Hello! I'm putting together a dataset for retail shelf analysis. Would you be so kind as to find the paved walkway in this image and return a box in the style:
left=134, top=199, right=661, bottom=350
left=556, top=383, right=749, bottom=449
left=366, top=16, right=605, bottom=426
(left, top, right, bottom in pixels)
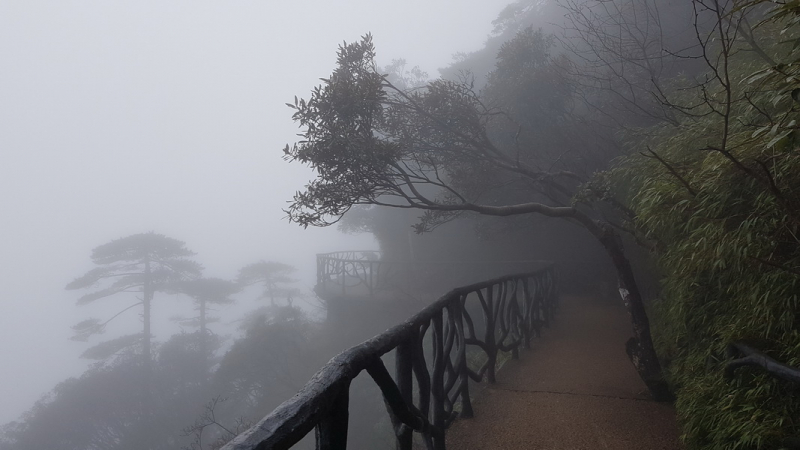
left=446, top=295, right=683, bottom=449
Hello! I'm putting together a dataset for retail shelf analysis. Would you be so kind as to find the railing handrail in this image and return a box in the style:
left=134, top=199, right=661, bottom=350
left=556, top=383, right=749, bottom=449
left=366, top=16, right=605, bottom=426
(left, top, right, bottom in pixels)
left=317, top=250, right=381, bottom=260
left=222, top=265, right=556, bottom=450
left=316, top=250, right=554, bottom=298
left=725, top=342, right=800, bottom=384
left=317, top=250, right=382, bottom=255
left=317, top=251, right=555, bottom=265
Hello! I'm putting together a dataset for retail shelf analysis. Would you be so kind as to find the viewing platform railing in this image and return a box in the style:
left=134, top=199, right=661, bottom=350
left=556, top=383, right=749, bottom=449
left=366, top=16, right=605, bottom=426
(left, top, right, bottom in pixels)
left=221, top=264, right=556, bottom=450
left=316, top=251, right=382, bottom=296
left=315, top=250, right=554, bottom=299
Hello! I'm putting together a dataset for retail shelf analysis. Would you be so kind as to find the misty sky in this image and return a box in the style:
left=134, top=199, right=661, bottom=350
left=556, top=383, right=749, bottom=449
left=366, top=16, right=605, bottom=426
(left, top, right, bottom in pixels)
left=0, top=1, right=510, bottom=425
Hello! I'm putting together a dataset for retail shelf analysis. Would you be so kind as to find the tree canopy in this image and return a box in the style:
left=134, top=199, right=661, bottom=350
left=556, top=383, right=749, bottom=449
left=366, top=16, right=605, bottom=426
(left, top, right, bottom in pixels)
left=66, top=232, right=202, bottom=377
left=283, top=30, right=672, bottom=399
left=237, top=261, right=299, bottom=305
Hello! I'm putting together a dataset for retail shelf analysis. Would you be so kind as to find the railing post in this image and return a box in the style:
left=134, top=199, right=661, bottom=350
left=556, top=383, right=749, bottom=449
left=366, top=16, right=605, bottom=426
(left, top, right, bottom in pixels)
left=431, top=310, right=446, bottom=450
left=395, top=341, right=414, bottom=450
left=522, top=278, right=533, bottom=346
left=543, top=266, right=555, bottom=325
left=533, top=281, right=544, bottom=331
left=315, top=381, right=351, bottom=450
left=340, top=260, right=346, bottom=296
left=368, top=260, right=374, bottom=296
left=317, top=254, right=322, bottom=287
left=454, top=296, right=473, bottom=418
left=509, top=281, right=520, bottom=361
left=484, top=286, right=497, bottom=384
left=543, top=276, right=552, bottom=326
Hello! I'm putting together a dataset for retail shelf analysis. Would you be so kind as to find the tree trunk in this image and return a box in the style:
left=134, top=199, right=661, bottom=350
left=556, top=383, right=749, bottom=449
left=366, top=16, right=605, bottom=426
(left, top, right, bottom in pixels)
left=142, top=257, right=153, bottom=420
left=592, top=223, right=673, bottom=401
left=143, top=257, right=152, bottom=376
left=200, top=298, right=208, bottom=374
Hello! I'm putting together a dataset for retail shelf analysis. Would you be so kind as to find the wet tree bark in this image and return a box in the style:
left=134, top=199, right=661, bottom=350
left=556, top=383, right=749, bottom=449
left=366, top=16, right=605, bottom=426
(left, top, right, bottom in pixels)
left=590, top=223, right=673, bottom=401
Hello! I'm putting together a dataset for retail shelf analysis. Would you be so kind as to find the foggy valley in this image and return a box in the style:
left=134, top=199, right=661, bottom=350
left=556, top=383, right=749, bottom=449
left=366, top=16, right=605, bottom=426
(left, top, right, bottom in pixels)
left=3, top=1, right=800, bottom=449
left=0, top=0, right=506, bottom=427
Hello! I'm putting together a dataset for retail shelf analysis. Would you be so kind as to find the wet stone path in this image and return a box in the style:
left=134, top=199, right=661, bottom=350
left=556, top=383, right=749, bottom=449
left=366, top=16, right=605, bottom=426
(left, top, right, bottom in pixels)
left=445, top=295, right=683, bottom=450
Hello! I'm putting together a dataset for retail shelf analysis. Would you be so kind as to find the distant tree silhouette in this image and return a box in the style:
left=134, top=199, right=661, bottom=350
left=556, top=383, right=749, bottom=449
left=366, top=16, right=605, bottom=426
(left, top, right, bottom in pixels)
left=167, top=277, right=238, bottom=370
left=66, top=232, right=202, bottom=413
left=236, top=261, right=299, bottom=306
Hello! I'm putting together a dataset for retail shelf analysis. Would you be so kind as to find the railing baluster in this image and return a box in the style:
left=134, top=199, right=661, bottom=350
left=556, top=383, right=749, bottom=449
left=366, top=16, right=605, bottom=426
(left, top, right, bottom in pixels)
left=510, top=281, right=520, bottom=360
left=339, top=260, right=346, bottom=296
left=522, top=278, right=534, bottom=343
left=431, top=311, right=446, bottom=450
left=315, top=381, right=351, bottom=450
left=484, top=286, right=497, bottom=383
left=461, top=295, right=478, bottom=342
left=413, top=323, right=436, bottom=450
left=533, top=279, right=543, bottom=330
left=368, top=260, right=374, bottom=295
left=395, top=341, right=414, bottom=450
left=497, top=281, right=509, bottom=350
left=442, top=307, right=459, bottom=424
left=413, top=323, right=432, bottom=439
left=493, top=282, right=505, bottom=333
left=453, top=295, right=473, bottom=418
left=541, top=276, right=551, bottom=326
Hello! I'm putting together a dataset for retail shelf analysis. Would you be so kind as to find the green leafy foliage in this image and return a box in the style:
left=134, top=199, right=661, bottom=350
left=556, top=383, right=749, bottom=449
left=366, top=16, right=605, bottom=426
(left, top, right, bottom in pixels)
left=610, top=2, right=800, bottom=447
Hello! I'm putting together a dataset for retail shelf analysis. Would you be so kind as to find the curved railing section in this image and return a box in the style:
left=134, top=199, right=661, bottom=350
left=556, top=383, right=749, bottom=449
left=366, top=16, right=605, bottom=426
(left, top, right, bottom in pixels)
left=222, top=265, right=556, bottom=450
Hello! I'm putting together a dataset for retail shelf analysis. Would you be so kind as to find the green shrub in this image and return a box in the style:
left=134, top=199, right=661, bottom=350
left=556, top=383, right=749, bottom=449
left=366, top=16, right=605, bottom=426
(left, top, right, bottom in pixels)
left=611, top=4, right=800, bottom=447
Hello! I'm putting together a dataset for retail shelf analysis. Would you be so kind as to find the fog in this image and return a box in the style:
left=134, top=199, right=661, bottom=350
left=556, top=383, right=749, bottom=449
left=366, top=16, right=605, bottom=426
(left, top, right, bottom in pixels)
left=0, top=0, right=509, bottom=425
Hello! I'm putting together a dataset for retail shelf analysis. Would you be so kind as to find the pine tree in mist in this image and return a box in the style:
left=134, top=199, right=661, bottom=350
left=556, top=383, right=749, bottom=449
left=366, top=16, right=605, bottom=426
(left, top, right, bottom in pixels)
left=66, top=232, right=202, bottom=417
left=167, top=277, right=239, bottom=372
left=236, top=261, right=299, bottom=306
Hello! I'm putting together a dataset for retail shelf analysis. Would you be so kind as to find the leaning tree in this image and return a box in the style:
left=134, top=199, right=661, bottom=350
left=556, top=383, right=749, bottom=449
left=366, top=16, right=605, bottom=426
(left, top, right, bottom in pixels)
left=282, top=34, right=672, bottom=400
left=66, top=232, right=202, bottom=380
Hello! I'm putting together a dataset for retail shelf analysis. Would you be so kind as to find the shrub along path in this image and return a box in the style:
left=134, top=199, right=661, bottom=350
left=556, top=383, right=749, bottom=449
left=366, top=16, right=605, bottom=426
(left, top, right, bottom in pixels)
left=446, top=294, right=683, bottom=449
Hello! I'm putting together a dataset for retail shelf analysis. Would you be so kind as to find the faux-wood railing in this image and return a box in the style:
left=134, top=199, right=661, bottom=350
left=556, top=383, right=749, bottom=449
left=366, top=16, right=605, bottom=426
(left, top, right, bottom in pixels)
left=316, top=251, right=382, bottom=296
left=221, top=265, right=556, bottom=450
